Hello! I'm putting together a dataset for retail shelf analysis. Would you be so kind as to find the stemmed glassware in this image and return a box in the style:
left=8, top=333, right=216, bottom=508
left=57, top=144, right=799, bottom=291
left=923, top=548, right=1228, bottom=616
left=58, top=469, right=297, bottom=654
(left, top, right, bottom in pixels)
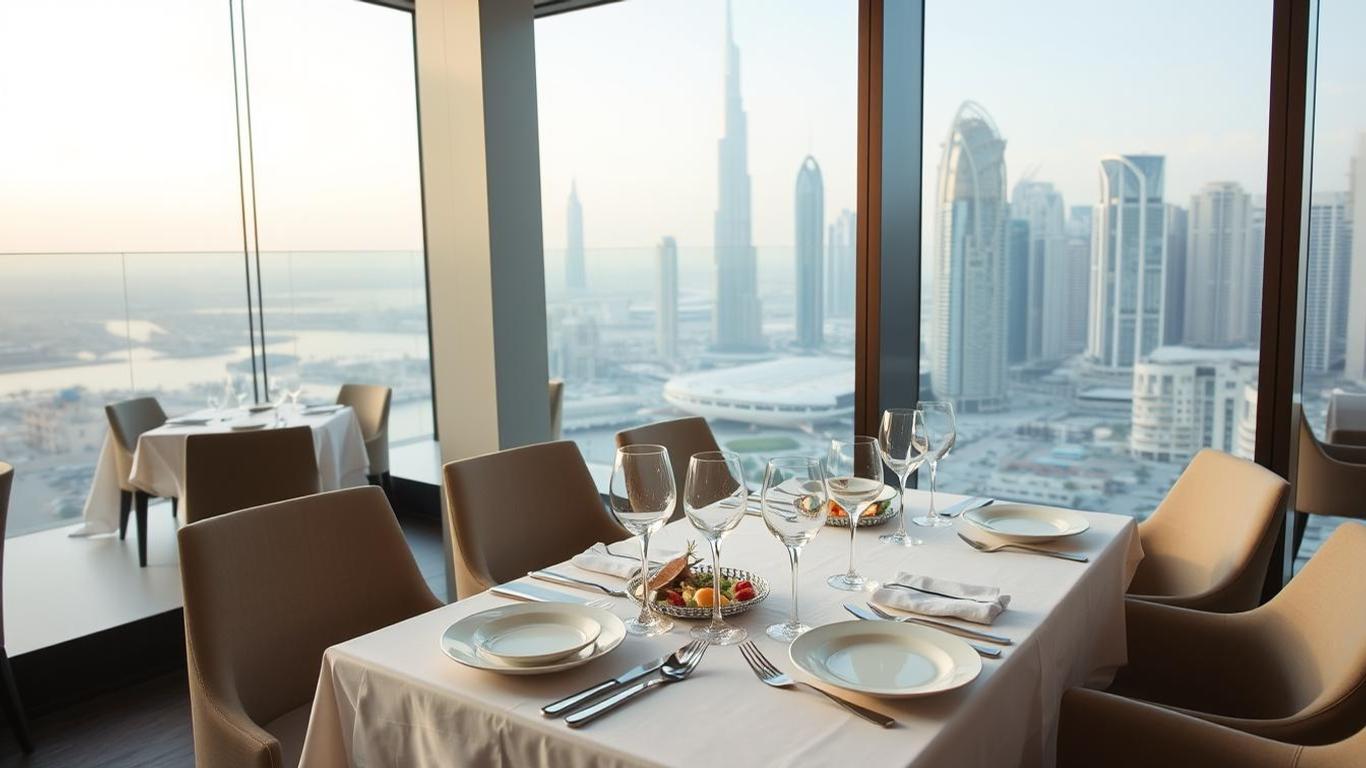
left=760, top=457, right=828, bottom=641
left=683, top=450, right=749, bottom=645
left=607, top=444, right=676, bottom=637
left=878, top=408, right=929, bottom=546
left=912, top=400, right=958, bottom=527
left=825, top=436, right=883, bottom=591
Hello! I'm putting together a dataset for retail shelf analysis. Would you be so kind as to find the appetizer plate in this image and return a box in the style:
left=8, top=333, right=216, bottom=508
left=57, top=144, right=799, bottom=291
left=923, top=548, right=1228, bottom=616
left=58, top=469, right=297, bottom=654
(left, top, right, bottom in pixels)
left=826, top=485, right=898, bottom=528
left=471, top=606, right=602, bottom=665
left=789, top=620, right=981, bottom=699
left=963, top=503, right=1089, bottom=543
left=442, top=604, right=624, bottom=675
left=626, top=566, right=769, bottom=620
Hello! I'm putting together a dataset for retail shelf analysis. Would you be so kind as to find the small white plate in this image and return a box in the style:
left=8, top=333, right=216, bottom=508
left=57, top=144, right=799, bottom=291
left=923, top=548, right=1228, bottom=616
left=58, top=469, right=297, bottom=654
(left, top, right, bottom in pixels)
left=230, top=421, right=269, bottom=431
left=166, top=417, right=211, bottom=426
left=246, top=404, right=275, bottom=414
left=963, top=503, right=1090, bottom=543
left=303, top=404, right=344, bottom=414
left=789, top=620, right=981, bottom=698
left=442, top=604, right=624, bottom=675
left=826, top=484, right=898, bottom=528
left=471, top=607, right=602, bottom=665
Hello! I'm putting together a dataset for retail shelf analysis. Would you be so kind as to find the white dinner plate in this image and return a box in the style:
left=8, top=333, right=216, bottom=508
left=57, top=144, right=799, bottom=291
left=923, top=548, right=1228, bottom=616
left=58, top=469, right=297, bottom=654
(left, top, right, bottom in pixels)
left=246, top=404, right=275, bottom=414
left=166, top=417, right=211, bottom=426
left=789, top=620, right=981, bottom=698
left=470, top=606, right=602, bottom=665
left=441, top=604, right=624, bottom=675
left=230, top=421, right=269, bottom=431
left=303, top=404, right=344, bottom=414
left=963, top=503, right=1090, bottom=543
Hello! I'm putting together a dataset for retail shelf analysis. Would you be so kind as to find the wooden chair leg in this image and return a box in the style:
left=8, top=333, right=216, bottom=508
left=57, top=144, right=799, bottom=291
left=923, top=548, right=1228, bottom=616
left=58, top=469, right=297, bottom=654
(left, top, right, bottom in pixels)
left=0, top=651, right=33, bottom=754
left=134, top=491, right=150, bottom=568
left=118, top=490, right=132, bottom=540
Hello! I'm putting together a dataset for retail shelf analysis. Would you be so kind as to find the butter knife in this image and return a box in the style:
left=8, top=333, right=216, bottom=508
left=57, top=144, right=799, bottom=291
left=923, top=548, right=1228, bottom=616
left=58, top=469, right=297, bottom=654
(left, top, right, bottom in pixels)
left=843, top=604, right=1003, bottom=657
left=542, top=653, right=670, bottom=716
left=847, top=602, right=1013, bottom=645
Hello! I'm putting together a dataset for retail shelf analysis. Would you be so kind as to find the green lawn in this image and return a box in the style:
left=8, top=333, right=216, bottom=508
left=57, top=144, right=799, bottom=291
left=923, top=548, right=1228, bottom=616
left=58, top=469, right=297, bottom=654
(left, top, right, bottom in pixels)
left=725, top=435, right=802, bottom=453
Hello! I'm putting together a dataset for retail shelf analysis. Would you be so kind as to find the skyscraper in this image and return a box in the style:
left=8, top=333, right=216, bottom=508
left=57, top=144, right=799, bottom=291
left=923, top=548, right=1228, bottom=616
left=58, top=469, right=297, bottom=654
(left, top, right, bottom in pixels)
left=1247, top=195, right=1266, bottom=343
left=1088, top=155, right=1167, bottom=370
left=1164, top=204, right=1188, bottom=346
left=566, top=181, right=586, bottom=294
left=1005, top=219, right=1030, bottom=365
left=1347, top=138, right=1366, bottom=381
left=657, top=236, right=679, bottom=364
left=1184, top=182, right=1252, bottom=346
left=1303, top=192, right=1352, bottom=374
left=794, top=156, right=824, bottom=350
left=711, top=1, right=763, bottom=352
left=1011, top=180, right=1068, bottom=362
left=826, top=209, right=856, bottom=319
left=1064, top=205, right=1093, bottom=355
left=930, top=101, right=1007, bottom=412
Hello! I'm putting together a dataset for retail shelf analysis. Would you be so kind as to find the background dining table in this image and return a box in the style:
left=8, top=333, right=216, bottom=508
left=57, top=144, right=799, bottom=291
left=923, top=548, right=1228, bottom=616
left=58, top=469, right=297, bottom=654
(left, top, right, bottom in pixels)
left=71, top=406, right=370, bottom=537
left=298, top=489, right=1143, bottom=768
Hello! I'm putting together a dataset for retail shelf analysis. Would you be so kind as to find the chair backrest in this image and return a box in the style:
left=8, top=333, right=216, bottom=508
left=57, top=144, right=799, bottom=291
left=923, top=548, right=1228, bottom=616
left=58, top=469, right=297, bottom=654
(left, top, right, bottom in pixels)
left=1326, top=391, right=1366, bottom=446
left=1129, top=449, right=1287, bottom=612
left=1295, top=411, right=1366, bottom=520
left=183, top=427, right=320, bottom=524
left=178, top=487, right=440, bottom=766
left=0, top=462, right=11, bottom=649
left=105, top=397, right=167, bottom=454
left=335, top=384, right=390, bottom=442
left=548, top=379, right=565, bottom=441
left=615, top=417, right=720, bottom=522
left=442, top=440, right=627, bottom=598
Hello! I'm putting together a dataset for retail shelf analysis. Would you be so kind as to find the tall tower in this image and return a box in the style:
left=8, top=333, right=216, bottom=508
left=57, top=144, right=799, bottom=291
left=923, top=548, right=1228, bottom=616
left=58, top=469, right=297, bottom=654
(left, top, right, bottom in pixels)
left=1303, top=192, right=1352, bottom=373
left=794, top=156, right=824, bottom=350
left=930, top=101, right=1008, bottom=412
left=1011, top=180, right=1068, bottom=362
left=1005, top=218, right=1030, bottom=365
left=656, top=236, right=679, bottom=364
left=1347, top=137, right=1366, bottom=381
left=1087, top=155, right=1167, bottom=370
left=1185, top=182, right=1252, bottom=346
left=1064, top=205, right=1093, bottom=355
left=1164, top=203, right=1188, bottom=346
left=566, top=181, right=586, bottom=294
left=825, top=209, right=856, bottom=319
left=711, top=1, right=763, bottom=351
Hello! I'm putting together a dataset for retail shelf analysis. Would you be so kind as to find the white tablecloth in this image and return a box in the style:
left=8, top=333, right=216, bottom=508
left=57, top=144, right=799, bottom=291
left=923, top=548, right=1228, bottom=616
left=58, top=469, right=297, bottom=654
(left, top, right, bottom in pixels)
left=298, top=491, right=1142, bottom=768
left=72, top=408, right=370, bottom=536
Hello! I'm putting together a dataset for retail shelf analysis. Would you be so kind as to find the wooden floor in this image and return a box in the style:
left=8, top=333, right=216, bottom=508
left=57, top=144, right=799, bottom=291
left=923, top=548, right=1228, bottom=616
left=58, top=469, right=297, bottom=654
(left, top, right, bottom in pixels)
left=0, top=514, right=447, bottom=768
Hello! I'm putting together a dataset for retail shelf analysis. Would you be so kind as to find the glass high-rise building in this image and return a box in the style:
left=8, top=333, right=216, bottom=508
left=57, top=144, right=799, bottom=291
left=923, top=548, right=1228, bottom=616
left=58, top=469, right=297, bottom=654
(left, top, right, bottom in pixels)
left=794, top=155, right=824, bottom=350
left=826, top=209, right=856, bottom=320
left=1011, top=180, right=1068, bottom=363
left=656, top=236, right=679, bottom=364
left=1088, top=154, right=1167, bottom=371
left=1185, top=181, right=1253, bottom=346
left=1303, top=192, right=1352, bottom=374
left=565, top=181, right=586, bottom=294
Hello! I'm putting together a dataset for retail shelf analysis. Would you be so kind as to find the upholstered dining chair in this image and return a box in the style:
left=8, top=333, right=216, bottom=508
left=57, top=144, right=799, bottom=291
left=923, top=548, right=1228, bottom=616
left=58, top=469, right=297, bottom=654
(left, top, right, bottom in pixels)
left=1109, top=521, right=1366, bottom=745
left=443, top=440, right=629, bottom=599
left=1059, top=688, right=1366, bottom=768
left=615, top=417, right=721, bottom=522
left=1125, top=449, right=1287, bottom=612
left=105, top=396, right=176, bottom=567
left=1326, top=391, right=1366, bottom=446
left=0, top=463, right=33, bottom=754
left=336, top=383, right=391, bottom=490
left=548, top=379, right=565, bottom=441
left=183, top=427, right=319, bottom=525
left=178, top=486, right=440, bottom=768
left=1294, top=409, right=1366, bottom=521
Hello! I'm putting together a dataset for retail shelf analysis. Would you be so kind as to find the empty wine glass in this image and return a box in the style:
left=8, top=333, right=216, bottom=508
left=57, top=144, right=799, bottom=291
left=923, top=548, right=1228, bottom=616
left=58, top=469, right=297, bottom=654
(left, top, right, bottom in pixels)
left=268, top=382, right=288, bottom=425
left=206, top=392, right=221, bottom=419
left=287, top=381, right=304, bottom=410
left=878, top=409, right=929, bottom=546
left=683, top=450, right=748, bottom=645
left=760, top=457, right=828, bottom=641
left=608, top=445, right=676, bottom=637
left=912, top=400, right=958, bottom=527
left=826, top=436, right=882, bottom=591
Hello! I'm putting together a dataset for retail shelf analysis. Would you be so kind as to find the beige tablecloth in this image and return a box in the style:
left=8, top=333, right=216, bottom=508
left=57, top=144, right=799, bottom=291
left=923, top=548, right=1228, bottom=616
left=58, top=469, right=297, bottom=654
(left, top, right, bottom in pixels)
left=72, top=407, right=370, bottom=536
left=299, top=491, right=1142, bottom=768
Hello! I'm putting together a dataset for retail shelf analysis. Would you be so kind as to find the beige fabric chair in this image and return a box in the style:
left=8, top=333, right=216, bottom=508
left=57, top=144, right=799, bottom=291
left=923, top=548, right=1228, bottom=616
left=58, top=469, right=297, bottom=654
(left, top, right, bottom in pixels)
left=0, top=464, right=32, bottom=753
left=1110, top=521, right=1366, bottom=745
left=183, top=427, right=319, bottom=525
left=616, top=417, right=720, bottom=522
left=1326, top=391, right=1366, bottom=446
left=443, top=440, right=628, bottom=599
left=1059, top=689, right=1366, bottom=768
left=1126, top=448, right=1287, bottom=612
left=336, top=383, right=391, bottom=488
left=1295, top=410, right=1366, bottom=521
left=548, top=379, right=565, bottom=441
left=105, top=396, right=176, bottom=566
left=179, top=486, right=440, bottom=768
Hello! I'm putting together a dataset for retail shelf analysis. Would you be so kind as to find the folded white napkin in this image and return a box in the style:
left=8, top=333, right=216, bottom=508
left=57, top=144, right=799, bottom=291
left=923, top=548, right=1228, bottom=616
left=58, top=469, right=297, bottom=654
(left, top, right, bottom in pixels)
left=571, top=542, right=679, bottom=579
left=871, top=572, right=1010, bottom=625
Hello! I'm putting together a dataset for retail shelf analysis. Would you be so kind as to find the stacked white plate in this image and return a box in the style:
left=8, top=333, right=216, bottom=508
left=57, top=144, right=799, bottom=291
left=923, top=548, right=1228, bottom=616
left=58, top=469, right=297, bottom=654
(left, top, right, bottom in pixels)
left=962, top=503, right=1089, bottom=543
left=789, top=621, right=982, bottom=698
left=441, top=604, right=625, bottom=675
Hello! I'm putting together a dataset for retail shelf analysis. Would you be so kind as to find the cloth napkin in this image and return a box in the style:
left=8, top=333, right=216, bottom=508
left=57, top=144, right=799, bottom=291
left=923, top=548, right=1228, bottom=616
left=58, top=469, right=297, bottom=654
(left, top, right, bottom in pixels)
left=571, top=542, right=679, bottom=579
left=871, top=572, right=1010, bottom=625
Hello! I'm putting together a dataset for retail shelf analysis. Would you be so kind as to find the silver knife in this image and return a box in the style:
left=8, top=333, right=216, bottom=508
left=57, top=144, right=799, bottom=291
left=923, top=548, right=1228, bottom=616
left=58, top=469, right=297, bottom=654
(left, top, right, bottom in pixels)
left=490, top=582, right=591, bottom=604
left=843, top=603, right=1002, bottom=658
left=541, top=653, right=670, bottom=717
left=939, top=495, right=994, bottom=518
left=529, top=570, right=628, bottom=598
left=844, top=602, right=1013, bottom=645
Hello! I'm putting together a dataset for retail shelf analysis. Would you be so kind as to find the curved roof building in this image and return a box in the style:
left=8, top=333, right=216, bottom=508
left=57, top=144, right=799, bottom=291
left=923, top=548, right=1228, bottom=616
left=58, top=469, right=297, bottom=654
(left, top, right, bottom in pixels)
left=663, top=356, right=853, bottom=428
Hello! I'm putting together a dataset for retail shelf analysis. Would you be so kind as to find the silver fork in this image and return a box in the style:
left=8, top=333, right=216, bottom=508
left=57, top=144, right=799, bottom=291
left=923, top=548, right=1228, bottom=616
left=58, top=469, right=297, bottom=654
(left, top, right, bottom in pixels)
left=565, top=642, right=708, bottom=727
left=738, top=641, right=895, bottom=727
left=529, top=570, right=629, bottom=597
left=603, top=542, right=664, bottom=567
left=957, top=533, right=1089, bottom=562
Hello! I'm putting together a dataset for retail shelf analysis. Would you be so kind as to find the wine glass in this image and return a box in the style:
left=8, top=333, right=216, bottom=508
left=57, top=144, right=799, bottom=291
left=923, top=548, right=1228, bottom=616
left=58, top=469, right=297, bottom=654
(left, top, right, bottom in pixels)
left=912, top=400, right=958, bottom=527
left=683, top=450, right=748, bottom=645
left=268, top=382, right=289, bottom=425
left=287, top=381, right=304, bottom=412
left=206, top=392, right=221, bottom=419
left=826, top=436, right=882, bottom=591
left=760, top=457, right=828, bottom=641
left=878, top=409, right=929, bottom=546
left=608, top=445, right=676, bottom=637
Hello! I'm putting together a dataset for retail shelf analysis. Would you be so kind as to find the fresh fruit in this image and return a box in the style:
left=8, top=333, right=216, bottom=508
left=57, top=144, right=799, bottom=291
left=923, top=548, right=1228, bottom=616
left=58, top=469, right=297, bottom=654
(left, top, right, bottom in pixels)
left=829, top=502, right=848, bottom=518
left=734, top=579, right=754, bottom=593
left=733, top=586, right=756, bottom=602
left=693, top=587, right=730, bottom=607
left=664, top=590, right=685, bottom=607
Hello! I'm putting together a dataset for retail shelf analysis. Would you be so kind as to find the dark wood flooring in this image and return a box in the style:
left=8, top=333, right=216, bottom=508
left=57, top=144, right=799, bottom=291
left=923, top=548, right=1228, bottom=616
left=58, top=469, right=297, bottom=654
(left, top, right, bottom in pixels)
left=0, top=514, right=447, bottom=768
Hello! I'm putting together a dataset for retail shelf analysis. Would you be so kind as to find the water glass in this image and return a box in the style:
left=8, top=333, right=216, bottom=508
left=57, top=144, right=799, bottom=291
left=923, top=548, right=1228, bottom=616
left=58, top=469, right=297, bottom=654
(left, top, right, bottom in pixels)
left=879, top=409, right=929, bottom=546
left=683, top=450, right=748, bottom=645
left=826, top=436, right=882, bottom=591
left=912, top=401, right=957, bottom=527
left=760, top=457, right=828, bottom=641
left=608, top=445, right=676, bottom=637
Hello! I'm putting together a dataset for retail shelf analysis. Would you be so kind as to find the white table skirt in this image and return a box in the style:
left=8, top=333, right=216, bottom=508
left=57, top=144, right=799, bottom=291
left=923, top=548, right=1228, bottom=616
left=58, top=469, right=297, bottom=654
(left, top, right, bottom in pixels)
left=72, top=407, right=370, bottom=536
left=298, top=491, right=1142, bottom=768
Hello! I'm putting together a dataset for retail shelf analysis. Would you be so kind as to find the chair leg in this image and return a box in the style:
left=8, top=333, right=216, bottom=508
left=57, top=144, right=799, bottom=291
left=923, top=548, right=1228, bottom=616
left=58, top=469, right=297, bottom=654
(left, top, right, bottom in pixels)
left=118, top=490, right=132, bottom=540
left=134, top=491, right=150, bottom=568
left=0, top=650, right=33, bottom=754
left=170, top=497, right=178, bottom=520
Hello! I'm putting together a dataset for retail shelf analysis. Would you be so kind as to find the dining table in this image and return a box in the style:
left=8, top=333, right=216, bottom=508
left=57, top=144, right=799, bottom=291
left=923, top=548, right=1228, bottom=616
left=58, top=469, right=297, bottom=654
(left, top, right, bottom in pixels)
left=71, top=405, right=370, bottom=537
left=298, top=489, right=1143, bottom=768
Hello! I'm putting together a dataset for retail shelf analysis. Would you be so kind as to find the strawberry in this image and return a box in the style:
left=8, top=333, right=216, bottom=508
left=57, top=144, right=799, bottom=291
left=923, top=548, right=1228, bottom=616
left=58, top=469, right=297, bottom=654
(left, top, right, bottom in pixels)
left=734, top=580, right=753, bottom=593
left=733, top=586, right=756, bottom=602
left=664, top=590, right=685, bottom=607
